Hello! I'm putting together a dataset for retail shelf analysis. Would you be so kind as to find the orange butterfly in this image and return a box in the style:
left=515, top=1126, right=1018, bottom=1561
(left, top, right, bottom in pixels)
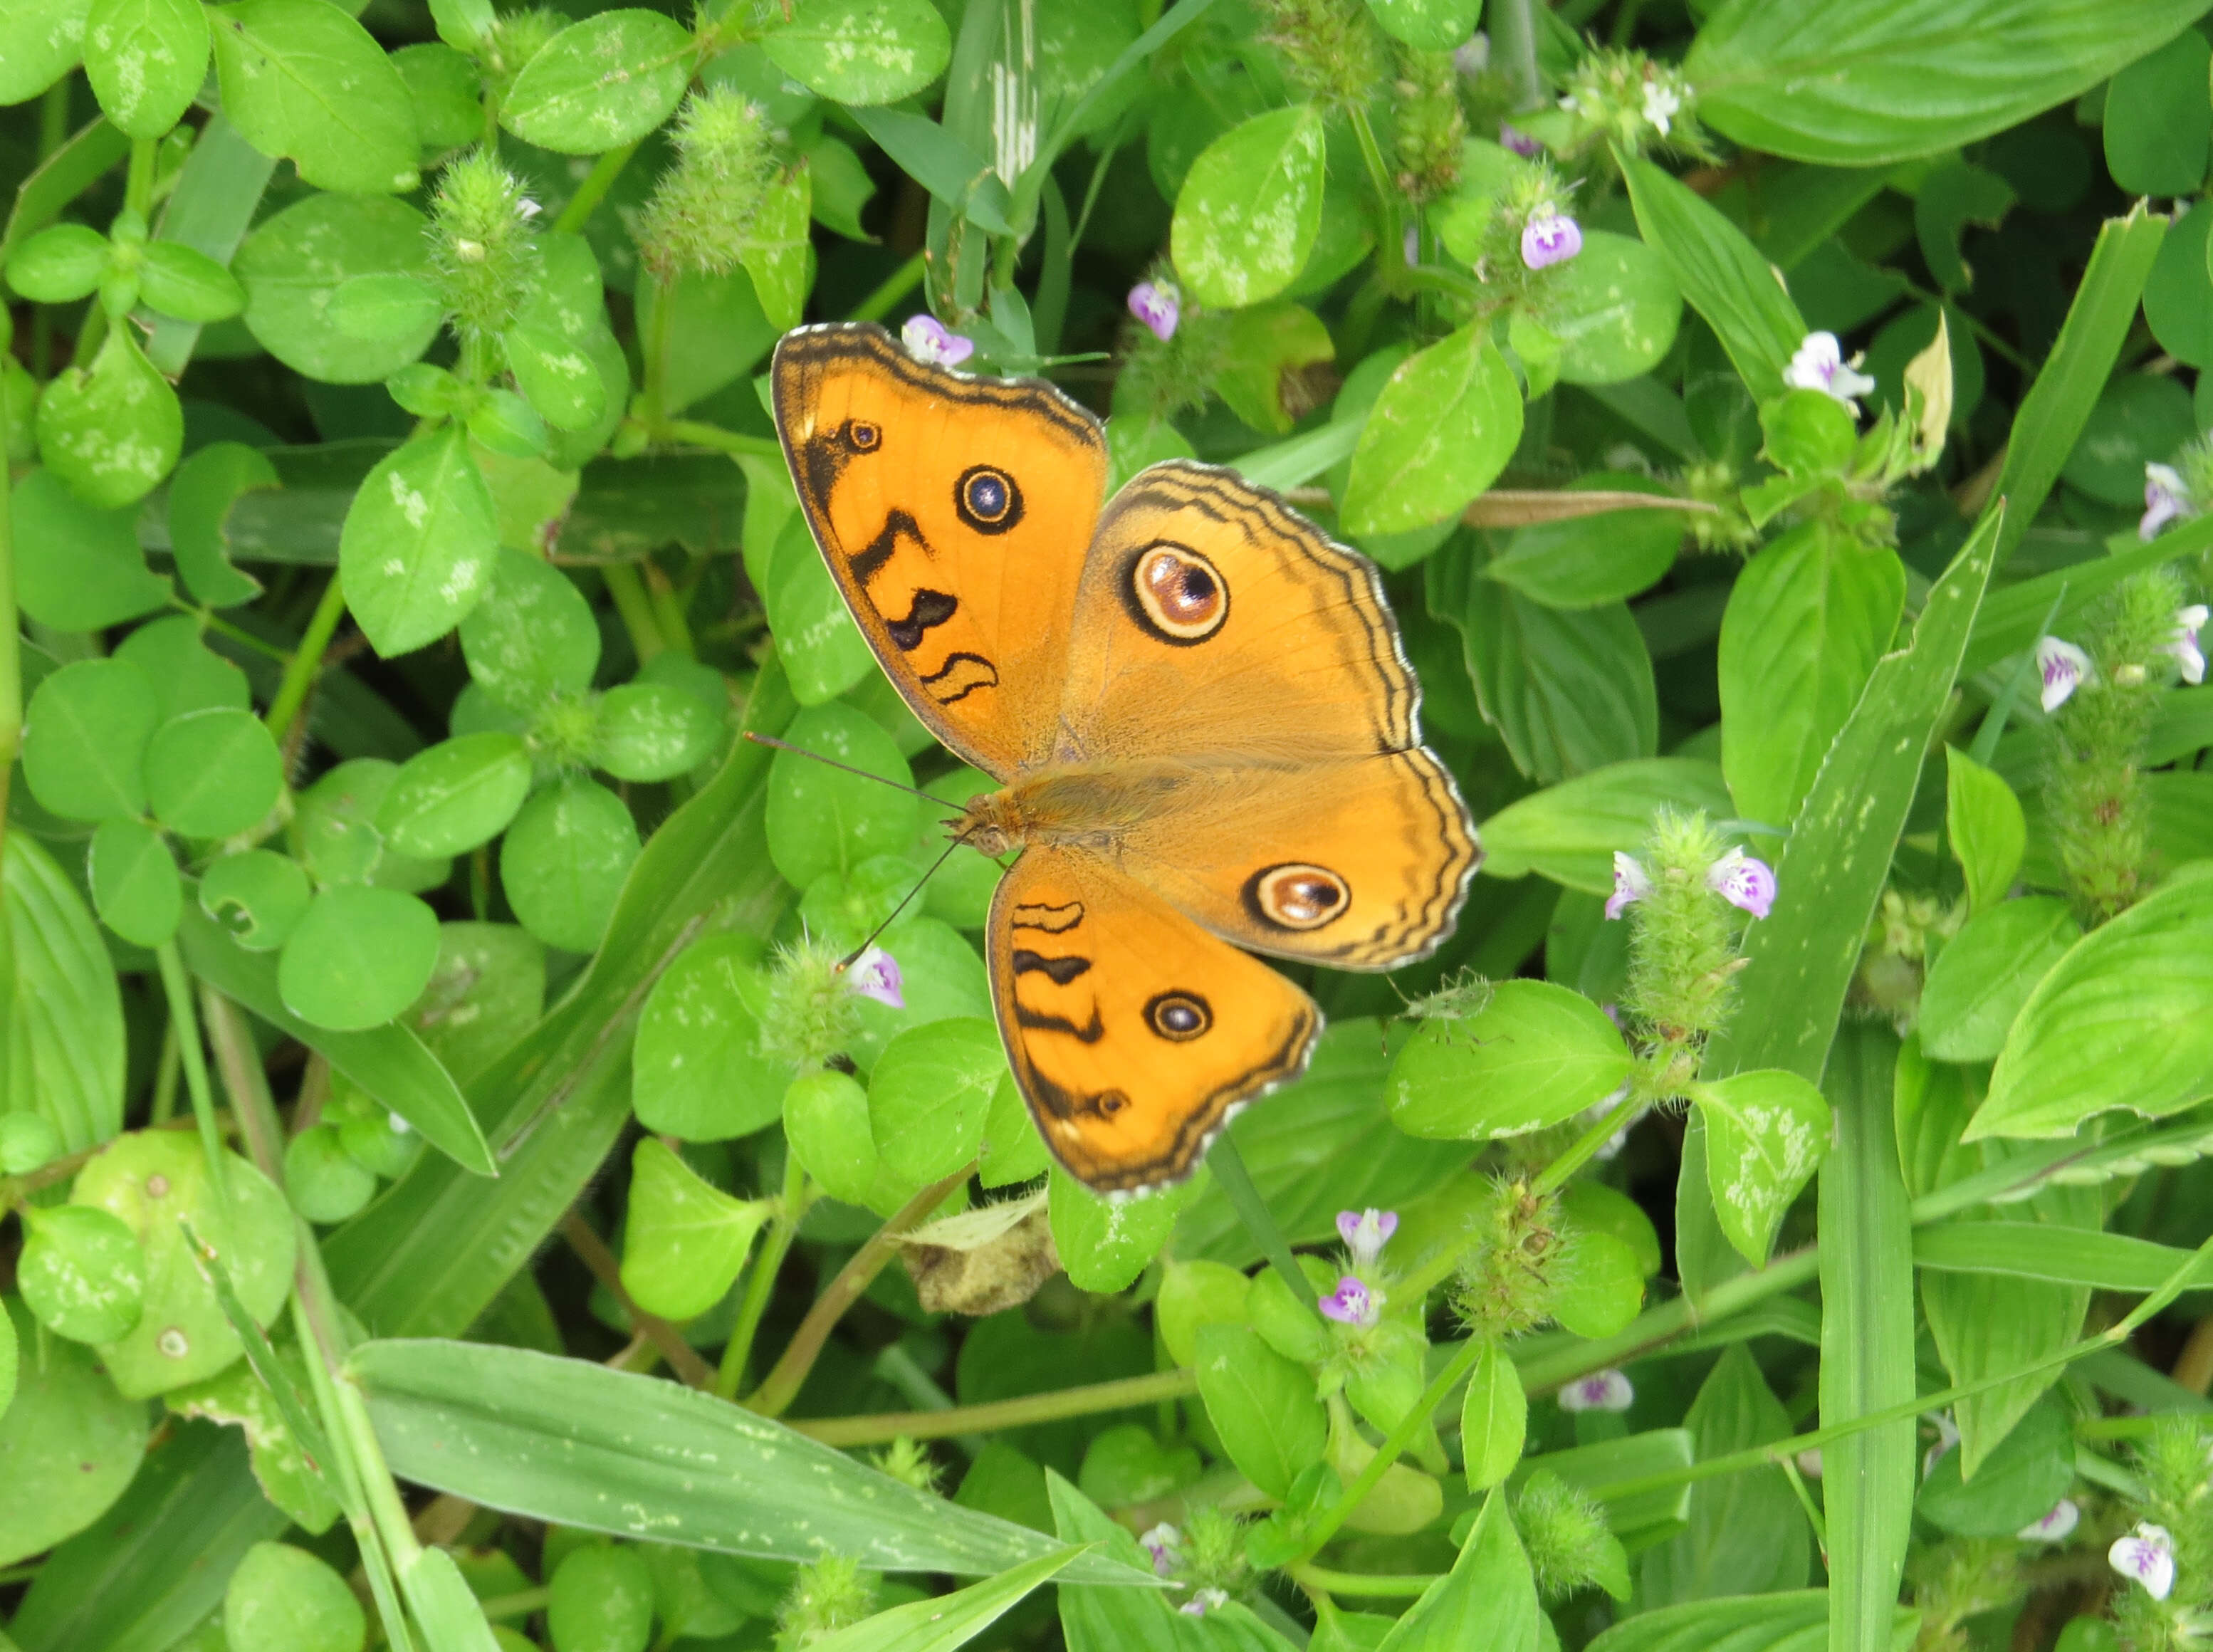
left=772, top=323, right=1478, bottom=1194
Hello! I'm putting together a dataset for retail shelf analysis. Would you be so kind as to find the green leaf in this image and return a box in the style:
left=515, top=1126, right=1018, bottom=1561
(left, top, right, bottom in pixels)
left=504, top=314, right=609, bottom=434
left=546, top=1545, right=654, bottom=1652
left=284, top=1124, right=376, bottom=1223
left=1171, top=103, right=1327, bottom=310
left=766, top=703, right=919, bottom=888
left=1460, top=1342, right=1527, bottom=1492
left=1718, top=524, right=1904, bottom=832
left=0, top=1299, right=150, bottom=1568
left=1701, top=1075, right=1831, bottom=1264
left=291, top=758, right=450, bottom=893
left=815, top=1545, right=1089, bottom=1652
left=501, top=8, right=694, bottom=155
left=459, top=546, right=600, bottom=711
left=377, top=732, right=534, bottom=859
left=2145, top=201, right=2213, bottom=368
left=6, top=835, right=127, bottom=1151
left=634, top=934, right=786, bottom=1141
left=1341, top=323, right=1522, bottom=534
left=145, top=707, right=285, bottom=840
left=340, top=425, right=500, bottom=657
left=1916, top=1396, right=2073, bottom=1537
left=1586, top=1592, right=1894, bottom=1652
left=351, top=1336, right=1160, bottom=1584
left=36, top=323, right=183, bottom=508
left=164, top=441, right=277, bottom=607
left=1482, top=476, right=1684, bottom=609
left=22, top=655, right=162, bottom=822
left=594, top=683, right=721, bottom=782
left=224, top=1542, right=366, bottom=1652
left=1192, top=1324, right=1327, bottom=1500
left=1475, top=758, right=1733, bottom=892
left=767, top=510, right=877, bottom=706
left=785, top=1065, right=883, bottom=1205
left=1543, top=229, right=1684, bottom=387
left=236, top=192, right=440, bottom=383
left=1946, top=747, right=2025, bottom=914
left=870, top=1017, right=1002, bottom=1184
left=138, top=243, right=243, bottom=325
left=1972, top=870, right=2213, bottom=1138
left=1386, top=980, right=1631, bottom=1141
left=1920, top=896, right=2078, bottom=1065
left=1378, top=1489, right=1539, bottom=1652
left=5, top=222, right=108, bottom=302
left=619, top=1138, right=771, bottom=1320
left=1365, top=0, right=1479, bottom=48
left=13, top=465, right=172, bottom=630
left=393, top=40, right=481, bottom=150
left=0, top=0, right=90, bottom=104
left=1050, top=1164, right=1203, bottom=1294
left=19, top=1203, right=146, bottom=1343
left=278, top=884, right=441, bottom=1031
left=1638, top=1347, right=1808, bottom=1606
left=501, top=776, right=642, bottom=955
left=1685, top=0, right=2209, bottom=166
left=761, top=0, right=951, bottom=106
left=1453, top=583, right=1656, bottom=783
left=89, top=816, right=182, bottom=946
left=1619, top=155, right=1806, bottom=402
left=72, top=1130, right=296, bottom=1397
left=113, top=617, right=251, bottom=720
left=2062, top=371, right=2194, bottom=506
left=208, top=0, right=420, bottom=194
left=1049, top=1471, right=1287, bottom=1651
left=846, top=105, right=1014, bottom=236
left=1914, top=1219, right=2199, bottom=1290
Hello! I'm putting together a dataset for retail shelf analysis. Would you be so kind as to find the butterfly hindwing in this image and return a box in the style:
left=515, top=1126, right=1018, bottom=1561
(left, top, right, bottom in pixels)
left=771, top=323, right=1107, bottom=778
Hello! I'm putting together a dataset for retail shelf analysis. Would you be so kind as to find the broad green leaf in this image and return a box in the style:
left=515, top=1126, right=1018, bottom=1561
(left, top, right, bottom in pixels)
left=113, top=617, right=251, bottom=720
left=12, top=465, right=172, bottom=629
left=846, top=105, right=1014, bottom=236
left=351, top=1337, right=1158, bottom=1584
left=1461, top=1342, right=1527, bottom=1491
left=1482, top=474, right=1683, bottom=609
left=1718, top=523, right=1904, bottom=832
left=2061, top=371, right=2194, bottom=506
left=377, top=732, right=533, bottom=859
left=5, top=221, right=107, bottom=301
left=766, top=702, right=919, bottom=887
left=1170, top=103, right=1326, bottom=310
left=1542, top=229, right=1683, bottom=387
left=1946, top=746, right=2025, bottom=913
left=21, top=654, right=161, bottom=821
left=1379, top=1489, right=1539, bottom=1652
left=1916, top=1396, right=2073, bottom=1537
left=1475, top=758, right=1732, bottom=892
left=594, top=683, right=721, bottom=782
left=1454, top=583, right=1656, bottom=783
left=501, top=9, right=694, bottom=154
left=1386, top=980, right=1631, bottom=1141
left=1919, top=896, right=2078, bottom=1065
left=0, top=1299, right=149, bottom=1567
left=1586, top=1592, right=1887, bottom=1652
left=870, top=1017, right=1002, bottom=1184
left=1914, top=1220, right=2199, bottom=1290
left=1366, top=0, right=1479, bottom=48
left=291, top=758, right=449, bottom=893
left=1620, top=155, right=1806, bottom=402
left=284, top=1125, right=375, bottom=1223
left=224, top=1542, right=366, bottom=1652
left=36, top=323, right=182, bottom=508
left=458, top=546, right=600, bottom=710
left=1341, top=323, right=1522, bottom=534
left=82, top=0, right=207, bottom=137
left=785, top=1065, right=884, bottom=1206
left=1155, top=1260, right=1252, bottom=1369
left=1685, top=0, right=2209, bottom=166
left=761, top=0, right=950, bottom=106
left=504, top=314, right=607, bottom=435
left=500, top=776, right=642, bottom=955
left=767, top=511, right=878, bottom=705
left=1049, top=1471, right=1287, bottom=1651
left=1699, top=1070, right=1831, bottom=1266
left=619, top=1139, right=770, bottom=1320
left=164, top=441, right=276, bottom=608
left=207, top=0, right=419, bottom=194
left=88, top=816, right=182, bottom=946
left=0, top=0, right=90, bottom=103
left=235, top=192, right=439, bottom=382
left=634, top=934, right=785, bottom=1141
left=1638, top=1347, right=1807, bottom=1606
left=145, top=707, right=285, bottom=840
left=19, top=1203, right=146, bottom=1343
left=1550, top=1225, right=1646, bottom=1340
left=278, top=884, right=441, bottom=1031
left=1192, top=1324, right=1326, bottom=1500
left=1972, top=869, right=2213, bottom=1139
left=1049, top=1164, right=1203, bottom=1295
left=340, top=425, right=500, bottom=657
left=2145, top=200, right=2213, bottom=367
left=6, top=835, right=127, bottom=1151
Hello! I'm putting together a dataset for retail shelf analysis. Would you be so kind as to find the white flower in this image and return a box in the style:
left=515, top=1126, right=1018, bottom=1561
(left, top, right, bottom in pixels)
left=2143, top=461, right=2190, bottom=540
left=1180, top=1588, right=1230, bottom=1617
left=1706, top=848, right=1777, bottom=920
left=1641, top=79, right=1682, bottom=137
left=1336, top=1208, right=1398, bottom=1270
left=1453, top=32, right=1489, bottom=75
left=1559, top=1369, right=1634, bottom=1413
left=1784, top=331, right=1878, bottom=412
left=1139, top=1524, right=1183, bottom=1577
left=844, top=946, right=904, bottom=1010
left=2167, top=603, right=2209, bottom=685
left=2110, top=1522, right=2177, bottom=1601
left=1921, top=1411, right=1959, bottom=1480
left=2018, top=1499, right=2080, bottom=1543
left=2035, top=636, right=2093, bottom=711
left=1605, top=852, right=1650, bottom=921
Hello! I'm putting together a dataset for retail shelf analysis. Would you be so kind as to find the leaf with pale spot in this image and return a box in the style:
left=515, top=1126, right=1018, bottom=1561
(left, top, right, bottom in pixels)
left=1171, top=103, right=1327, bottom=310
left=1695, top=1068, right=1831, bottom=1267
left=339, top=424, right=501, bottom=658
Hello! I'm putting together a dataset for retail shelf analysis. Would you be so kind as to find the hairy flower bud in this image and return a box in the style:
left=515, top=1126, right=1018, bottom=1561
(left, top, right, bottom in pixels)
left=428, top=150, right=541, bottom=340
left=637, top=89, right=780, bottom=283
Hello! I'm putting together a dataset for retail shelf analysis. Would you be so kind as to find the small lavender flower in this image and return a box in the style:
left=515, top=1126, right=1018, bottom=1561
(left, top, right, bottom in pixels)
left=2110, top=1522, right=2177, bottom=1601
left=1139, top=1523, right=1183, bottom=1577
left=2018, top=1499, right=2081, bottom=1543
left=1317, top=1275, right=1380, bottom=1328
left=1521, top=212, right=1583, bottom=270
left=1403, top=224, right=1420, bottom=266
left=1453, top=33, right=1489, bottom=75
left=1180, top=1588, right=1230, bottom=1617
left=1498, top=122, right=1541, bottom=158
left=2167, top=603, right=2209, bottom=685
left=1127, top=281, right=1179, bottom=343
left=1784, top=331, right=1878, bottom=412
left=1605, top=852, right=1650, bottom=921
left=1707, top=848, right=1777, bottom=921
left=844, top=946, right=904, bottom=1010
left=1336, top=1208, right=1398, bottom=1270
left=901, top=313, right=973, bottom=369
left=1921, top=1412, right=1959, bottom=1480
left=1641, top=80, right=1681, bottom=137
left=1558, top=1369, right=1634, bottom=1413
left=2143, top=461, right=2190, bottom=540
left=2035, top=636, right=2093, bottom=711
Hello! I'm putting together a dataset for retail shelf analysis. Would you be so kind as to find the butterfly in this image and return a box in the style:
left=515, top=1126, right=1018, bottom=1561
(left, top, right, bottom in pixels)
left=771, top=323, right=1480, bottom=1194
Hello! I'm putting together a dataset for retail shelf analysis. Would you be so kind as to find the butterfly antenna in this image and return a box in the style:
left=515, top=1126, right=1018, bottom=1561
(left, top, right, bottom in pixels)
left=743, top=731, right=939, bottom=801
left=838, top=837, right=967, bottom=970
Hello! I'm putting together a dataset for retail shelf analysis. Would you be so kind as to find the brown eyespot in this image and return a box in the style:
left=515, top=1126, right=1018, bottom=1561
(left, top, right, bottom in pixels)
left=1245, top=863, right=1350, bottom=931
left=1146, top=990, right=1213, bottom=1042
left=956, top=464, right=1023, bottom=533
left=1129, top=543, right=1228, bottom=644
left=1098, top=1089, right=1131, bottom=1116
left=846, top=419, right=881, bottom=451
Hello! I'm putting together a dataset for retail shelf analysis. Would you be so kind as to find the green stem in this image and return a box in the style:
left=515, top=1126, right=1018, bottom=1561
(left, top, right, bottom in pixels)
left=150, top=1017, right=181, bottom=1123
left=795, top=1368, right=1200, bottom=1448
left=263, top=573, right=349, bottom=741
left=602, top=563, right=666, bottom=663
left=715, top=1147, right=807, bottom=1401
left=849, top=251, right=927, bottom=325
left=1490, top=0, right=1544, bottom=113
left=1299, top=1332, right=1489, bottom=1560
left=1533, top=1088, right=1643, bottom=1197
left=479, top=1588, right=553, bottom=1621
left=656, top=418, right=783, bottom=458
left=1208, top=1135, right=1317, bottom=1312
left=1779, top=1453, right=1829, bottom=1560
left=643, top=564, right=694, bottom=657
left=153, top=939, right=229, bottom=1214
left=1289, top=1564, right=1440, bottom=1599
left=0, top=311, right=17, bottom=872
left=1344, top=106, right=1406, bottom=298
left=554, top=141, right=642, bottom=236
left=124, top=135, right=157, bottom=218
left=640, top=274, right=675, bottom=431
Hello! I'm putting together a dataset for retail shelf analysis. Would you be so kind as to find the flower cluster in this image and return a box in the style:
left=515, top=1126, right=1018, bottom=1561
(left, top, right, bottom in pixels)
left=760, top=936, right=903, bottom=1069
left=637, top=89, right=781, bottom=283
left=1608, top=845, right=1775, bottom=923
left=427, top=150, right=542, bottom=340
left=1252, top=0, right=1386, bottom=111
left=1609, top=810, right=1767, bottom=1087
left=1557, top=49, right=1697, bottom=157
left=1318, top=1206, right=1397, bottom=1329
left=1136, top=1506, right=1248, bottom=1614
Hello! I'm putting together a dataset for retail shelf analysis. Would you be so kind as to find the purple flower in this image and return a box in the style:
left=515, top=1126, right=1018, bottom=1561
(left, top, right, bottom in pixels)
left=1707, top=848, right=1777, bottom=920
left=1559, top=1369, right=1633, bottom=1413
left=1139, top=1523, right=1183, bottom=1577
left=1128, top=281, right=1179, bottom=343
left=1784, top=330, right=1877, bottom=412
left=1317, top=1275, right=1380, bottom=1328
left=1605, top=852, right=1650, bottom=921
left=901, top=313, right=973, bottom=369
left=2035, top=636, right=2092, bottom=712
left=844, top=946, right=904, bottom=1010
left=1521, top=213, right=1582, bottom=270
left=1336, top=1208, right=1398, bottom=1270
left=2168, top=603, right=2209, bottom=685
left=1180, top=1588, right=1230, bottom=1618
left=2142, top=462, right=2190, bottom=540
left=1499, top=122, right=1541, bottom=158
left=2111, top=1522, right=2177, bottom=1601
left=2019, top=1499, right=2081, bottom=1544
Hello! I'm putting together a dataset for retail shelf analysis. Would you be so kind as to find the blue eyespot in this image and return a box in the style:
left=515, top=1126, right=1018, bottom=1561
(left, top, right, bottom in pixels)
left=955, top=465, right=1023, bottom=533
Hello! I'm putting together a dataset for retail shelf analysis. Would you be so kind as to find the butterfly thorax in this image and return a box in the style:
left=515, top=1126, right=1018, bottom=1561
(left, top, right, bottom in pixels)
left=953, top=762, right=1200, bottom=858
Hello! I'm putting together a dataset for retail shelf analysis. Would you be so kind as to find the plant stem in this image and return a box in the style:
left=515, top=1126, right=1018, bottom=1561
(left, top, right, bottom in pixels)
left=0, top=313, right=18, bottom=869
left=795, top=1368, right=1201, bottom=1448
left=153, top=939, right=229, bottom=1213
left=715, top=1147, right=808, bottom=1401
left=560, top=1208, right=718, bottom=1386
left=658, top=418, right=785, bottom=458
left=849, top=251, right=927, bottom=324
left=1288, top=1564, right=1440, bottom=1599
left=602, top=563, right=667, bottom=662
left=124, top=135, right=157, bottom=218
left=1533, top=1088, right=1643, bottom=1197
left=1490, top=0, right=1544, bottom=112
left=747, top=1164, right=973, bottom=1417
left=263, top=573, right=349, bottom=741
left=1208, top=1135, right=1317, bottom=1311
left=554, top=141, right=642, bottom=236
left=1345, top=106, right=1405, bottom=299
left=640, top=274, right=675, bottom=430
left=1300, top=1332, right=1489, bottom=1559
left=642, top=562, right=694, bottom=657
